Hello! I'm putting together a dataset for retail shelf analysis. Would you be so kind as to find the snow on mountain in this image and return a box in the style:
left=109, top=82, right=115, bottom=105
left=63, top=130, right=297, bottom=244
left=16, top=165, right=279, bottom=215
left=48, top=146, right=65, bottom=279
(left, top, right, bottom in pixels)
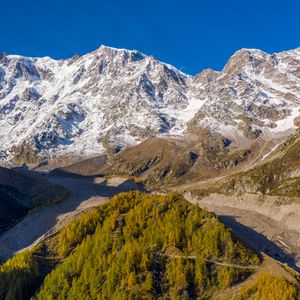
left=0, top=45, right=300, bottom=163
left=190, top=47, right=300, bottom=141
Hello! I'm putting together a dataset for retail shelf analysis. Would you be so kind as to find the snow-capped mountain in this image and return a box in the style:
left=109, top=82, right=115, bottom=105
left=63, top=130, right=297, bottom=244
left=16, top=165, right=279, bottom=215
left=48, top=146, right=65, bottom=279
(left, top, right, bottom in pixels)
left=0, top=45, right=300, bottom=163
left=190, top=48, right=300, bottom=145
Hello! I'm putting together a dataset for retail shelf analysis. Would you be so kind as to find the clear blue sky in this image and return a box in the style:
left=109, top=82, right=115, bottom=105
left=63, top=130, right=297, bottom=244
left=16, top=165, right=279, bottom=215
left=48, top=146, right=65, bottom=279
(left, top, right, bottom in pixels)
left=1, top=0, right=299, bottom=74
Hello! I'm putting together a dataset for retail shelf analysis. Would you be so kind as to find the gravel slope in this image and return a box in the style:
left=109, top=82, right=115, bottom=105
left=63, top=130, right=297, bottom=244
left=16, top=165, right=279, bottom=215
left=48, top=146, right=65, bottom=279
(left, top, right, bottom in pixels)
left=185, top=193, right=300, bottom=271
left=0, top=175, right=142, bottom=261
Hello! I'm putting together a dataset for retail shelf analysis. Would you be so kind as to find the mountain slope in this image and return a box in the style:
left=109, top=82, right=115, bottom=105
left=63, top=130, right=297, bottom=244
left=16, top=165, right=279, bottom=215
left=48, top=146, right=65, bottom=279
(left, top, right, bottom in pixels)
left=0, top=46, right=193, bottom=163
left=0, top=192, right=260, bottom=300
left=1, top=46, right=300, bottom=165
left=101, top=135, right=256, bottom=187
left=198, top=129, right=300, bottom=198
left=0, top=167, right=68, bottom=233
left=190, top=48, right=300, bottom=142
left=178, top=129, right=300, bottom=271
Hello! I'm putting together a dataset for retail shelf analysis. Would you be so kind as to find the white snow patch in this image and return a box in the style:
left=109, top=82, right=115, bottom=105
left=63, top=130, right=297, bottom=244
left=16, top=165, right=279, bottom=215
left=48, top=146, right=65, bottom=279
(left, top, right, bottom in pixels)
left=261, top=143, right=281, bottom=161
left=160, top=97, right=206, bottom=134
left=271, top=106, right=300, bottom=132
left=199, top=117, right=249, bottom=146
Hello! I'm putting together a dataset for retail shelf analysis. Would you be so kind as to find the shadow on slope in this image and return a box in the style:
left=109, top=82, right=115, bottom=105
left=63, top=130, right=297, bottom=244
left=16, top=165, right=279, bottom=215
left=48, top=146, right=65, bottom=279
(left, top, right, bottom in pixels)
left=48, top=155, right=108, bottom=177
left=218, top=215, right=300, bottom=272
left=0, top=167, right=68, bottom=235
left=0, top=170, right=144, bottom=262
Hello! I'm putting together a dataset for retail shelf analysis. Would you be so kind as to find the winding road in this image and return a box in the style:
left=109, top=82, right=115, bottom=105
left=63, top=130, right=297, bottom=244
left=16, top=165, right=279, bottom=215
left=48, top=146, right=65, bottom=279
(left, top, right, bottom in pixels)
left=158, top=252, right=259, bottom=269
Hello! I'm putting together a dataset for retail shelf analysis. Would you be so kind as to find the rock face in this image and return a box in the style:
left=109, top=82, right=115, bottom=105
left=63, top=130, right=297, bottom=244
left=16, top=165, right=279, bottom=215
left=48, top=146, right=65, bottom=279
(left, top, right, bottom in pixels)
left=1, top=45, right=300, bottom=163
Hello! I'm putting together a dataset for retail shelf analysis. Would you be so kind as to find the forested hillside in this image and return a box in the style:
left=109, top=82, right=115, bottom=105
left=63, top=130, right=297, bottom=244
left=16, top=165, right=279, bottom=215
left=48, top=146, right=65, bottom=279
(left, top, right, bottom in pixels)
left=0, top=192, right=260, bottom=299
left=236, top=273, right=300, bottom=300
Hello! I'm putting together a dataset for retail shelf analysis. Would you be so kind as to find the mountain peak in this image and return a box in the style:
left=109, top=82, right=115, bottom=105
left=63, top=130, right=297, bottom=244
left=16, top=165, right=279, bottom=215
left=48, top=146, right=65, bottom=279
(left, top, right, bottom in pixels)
left=222, top=48, right=268, bottom=74
left=1, top=45, right=300, bottom=164
left=95, top=44, right=146, bottom=61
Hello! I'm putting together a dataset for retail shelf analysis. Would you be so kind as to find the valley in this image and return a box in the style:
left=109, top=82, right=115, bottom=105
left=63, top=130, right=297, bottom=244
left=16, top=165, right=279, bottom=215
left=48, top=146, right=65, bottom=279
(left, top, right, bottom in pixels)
left=1, top=44, right=300, bottom=298
left=2, top=168, right=299, bottom=272
left=0, top=173, right=143, bottom=261
left=0, top=187, right=299, bottom=299
left=187, top=193, right=300, bottom=271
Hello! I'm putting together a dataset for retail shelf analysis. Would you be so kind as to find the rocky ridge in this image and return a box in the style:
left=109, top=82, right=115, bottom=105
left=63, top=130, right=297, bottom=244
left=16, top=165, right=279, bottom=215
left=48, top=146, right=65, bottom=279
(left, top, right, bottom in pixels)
left=1, top=45, right=300, bottom=164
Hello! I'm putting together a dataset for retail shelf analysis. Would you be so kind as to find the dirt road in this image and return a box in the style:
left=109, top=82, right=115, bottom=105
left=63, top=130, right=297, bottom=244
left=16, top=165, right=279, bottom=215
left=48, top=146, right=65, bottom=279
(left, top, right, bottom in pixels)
left=158, top=253, right=259, bottom=269
left=0, top=175, right=142, bottom=261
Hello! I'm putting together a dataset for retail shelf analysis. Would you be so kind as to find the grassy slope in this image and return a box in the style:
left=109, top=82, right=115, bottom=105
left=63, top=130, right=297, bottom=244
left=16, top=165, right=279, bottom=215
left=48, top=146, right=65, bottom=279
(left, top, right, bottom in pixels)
left=187, top=130, right=300, bottom=200
left=49, top=155, right=108, bottom=177
left=103, top=138, right=201, bottom=185
left=222, top=131, right=300, bottom=197
left=102, top=135, right=255, bottom=189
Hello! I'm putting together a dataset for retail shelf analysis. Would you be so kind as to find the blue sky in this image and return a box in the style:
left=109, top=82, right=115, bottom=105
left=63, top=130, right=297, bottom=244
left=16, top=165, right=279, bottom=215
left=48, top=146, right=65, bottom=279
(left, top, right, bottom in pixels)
left=1, top=0, right=299, bottom=74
